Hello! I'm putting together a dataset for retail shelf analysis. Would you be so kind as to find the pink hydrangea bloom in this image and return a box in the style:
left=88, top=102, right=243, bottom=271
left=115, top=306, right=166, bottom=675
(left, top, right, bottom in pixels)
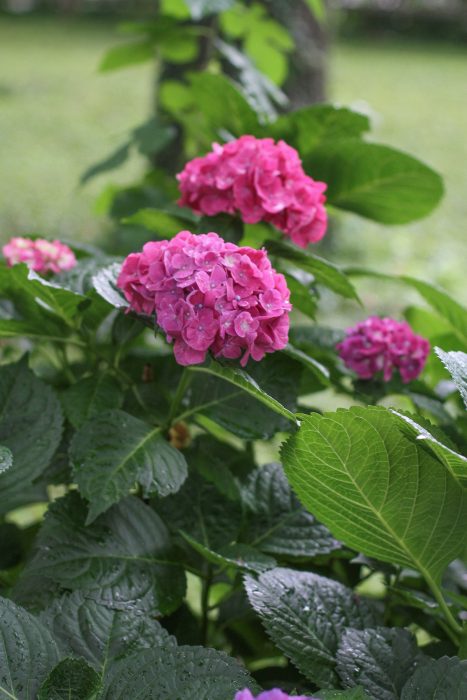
left=235, top=690, right=316, bottom=700
left=117, top=230, right=291, bottom=367
left=336, top=316, right=430, bottom=383
left=177, top=136, right=327, bottom=248
left=2, top=237, right=76, bottom=275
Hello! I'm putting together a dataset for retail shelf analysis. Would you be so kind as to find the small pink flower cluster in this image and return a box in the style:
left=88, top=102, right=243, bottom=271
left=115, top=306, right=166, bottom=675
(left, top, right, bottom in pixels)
left=337, top=316, right=430, bottom=383
left=117, top=230, right=291, bottom=367
left=2, top=237, right=76, bottom=275
left=235, top=690, right=315, bottom=700
left=177, top=136, right=327, bottom=248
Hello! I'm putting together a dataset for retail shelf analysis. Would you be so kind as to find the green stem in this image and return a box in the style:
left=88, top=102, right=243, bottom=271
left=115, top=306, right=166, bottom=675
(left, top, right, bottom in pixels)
left=427, top=577, right=462, bottom=641
left=458, top=627, right=467, bottom=659
left=167, top=368, right=192, bottom=427
left=200, top=566, right=213, bottom=646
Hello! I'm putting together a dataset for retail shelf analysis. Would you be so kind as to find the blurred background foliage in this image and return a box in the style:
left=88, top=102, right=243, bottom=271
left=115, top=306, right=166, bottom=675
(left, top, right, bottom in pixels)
left=0, top=0, right=466, bottom=312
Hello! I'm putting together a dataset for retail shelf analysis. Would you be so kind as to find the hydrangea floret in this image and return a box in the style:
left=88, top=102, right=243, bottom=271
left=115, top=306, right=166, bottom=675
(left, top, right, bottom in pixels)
left=336, top=316, right=430, bottom=383
left=117, top=230, right=291, bottom=367
left=2, top=236, right=76, bottom=274
left=177, top=135, right=327, bottom=248
left=235, top=690, right=316, bottom=700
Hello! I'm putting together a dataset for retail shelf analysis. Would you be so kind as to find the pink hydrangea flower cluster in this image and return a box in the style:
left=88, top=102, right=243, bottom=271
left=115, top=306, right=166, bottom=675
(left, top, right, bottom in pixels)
left=336, top=316, right=430, bottom=383
left=117, top=230, right=291, bottom=367
left=235, top=690, right=316, bottom=700
left=2, top=237, right=76, bottom=275
left=177, top=136, right=327, bottom=248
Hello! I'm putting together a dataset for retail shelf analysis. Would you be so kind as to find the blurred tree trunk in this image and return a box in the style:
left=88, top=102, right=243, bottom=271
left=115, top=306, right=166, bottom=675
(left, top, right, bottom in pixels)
left=266, top=0, right=328, bottom=107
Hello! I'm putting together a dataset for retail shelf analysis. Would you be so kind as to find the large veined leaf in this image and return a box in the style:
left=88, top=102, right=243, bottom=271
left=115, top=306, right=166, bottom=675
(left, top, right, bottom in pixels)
left=305, top=140, right=444, bottom=224
left=181, top=535, right=276, bottom=573
left=41, top=591, right=173, bottom=670
left=37, top=658, right=101, bottom=700
left=189, top=73, right=261, bottom=140
left=400, top=656, right=467, bottom=699
left=157, top=471, right=242, bottom=550
left=282, top=406, right=467, bottom=585
left=0, top=360, right=63, bottom=515
left=435, top=348, right=467, bottom=408
left=16, top=493, right=186, bottom=616
left=186, top=355, right=299, bottom=439
left=390, top=410, right=467, bottom=486
left=0, top=264, right=85, bottom=330
left=101, top=644, right=259, bottom=699
left=268, top=104, right=370, bottom=156
left=241, top=463, right=341, bottom=559
left=0, top=596, right=60, bottom=700
left=92, top=263, right=128, bottom=309
left=265, top=239, right=359, bottom=301
left=12, top=265, right=86, bottom=323
left=245, top=568, right=379, bottom=688
left=71, top=409, right=188, bottom=523
left=61, top=375, right=123, bottom=429
left=336, top=627, right=422, bottom=700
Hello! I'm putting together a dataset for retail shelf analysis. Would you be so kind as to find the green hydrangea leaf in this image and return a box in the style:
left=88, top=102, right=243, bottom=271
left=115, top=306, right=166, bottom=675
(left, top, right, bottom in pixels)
left=245, top=567, right=379, bottom=687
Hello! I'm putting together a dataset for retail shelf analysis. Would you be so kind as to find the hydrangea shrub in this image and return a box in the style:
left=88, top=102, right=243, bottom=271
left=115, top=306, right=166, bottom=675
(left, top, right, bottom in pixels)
left=0, top=4, right=466, bottom=699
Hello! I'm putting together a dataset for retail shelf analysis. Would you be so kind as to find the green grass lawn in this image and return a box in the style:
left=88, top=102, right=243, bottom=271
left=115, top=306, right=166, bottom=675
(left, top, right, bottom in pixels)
left=1, top=16, right=466, bottom=302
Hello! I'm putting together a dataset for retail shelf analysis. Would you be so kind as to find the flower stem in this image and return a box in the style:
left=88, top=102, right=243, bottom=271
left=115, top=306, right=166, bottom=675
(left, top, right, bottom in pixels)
left=167, top=368, right=192, bottom=427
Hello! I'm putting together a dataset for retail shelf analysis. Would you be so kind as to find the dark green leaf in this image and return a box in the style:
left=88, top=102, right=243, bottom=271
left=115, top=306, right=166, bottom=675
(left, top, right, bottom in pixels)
left=197, top=213, right=243, bottom=244
left=17, top=492, right=186, bottom=616
left=390, top=410, right=467, bottom=486
left=245, top=567, right=379, bottom=687
left=189, top=73, right=261, bottom=141
left=282, top=406, right=467, bottom=584
left=71, top=410, right=187, bottom=523
left=157, top=471, right=242, bottom=550
left=284, top=344, right=330, bottom=386
left=0, top=596, right=60, bottom=700
left=435, top=348, right=467, bottom=408
left=400, top=656, right=467, bottom=699
left=190, top=356, right=296, bottom=435
left=316, top=689, right=369, bottom=699
left=133, top=117, right=176, bottom=155
left=0, top=360, right=63, bottom=515
left=305, top=140, right=444, bottom=224
left=101, top=644, right=258, bottom=699
left=182, top=535, right=276, bottom=573
left=99, top=41, right=154, bottom=72
left=348, top=270, right=467, bottom=345
left=265, top=239, right=359, bottom=301
left=41, top=591, right=173, bottom=670
left=38, top=658, right=101, bottom=700
left=55, top=256, right=119, bottom=295
left=336, top=627, right=422, bottom=699
left=61, top=375, right=123, bottom=429
left=269, top=104, right=370, bottom=156
left=80, top=142, right=130, bottom=185
left=241, top=462, right=341, bottom=559
left=0, top=264, right=86, bottom=325
left=0, top=523, right=22, bottom=569
left=215, top=39, right=287, bottom=120
left=282, top=271, right=318, bottom=320
left=92, top=263, right=128, bottom=309
left=123, top=208, right=190, bottom=237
